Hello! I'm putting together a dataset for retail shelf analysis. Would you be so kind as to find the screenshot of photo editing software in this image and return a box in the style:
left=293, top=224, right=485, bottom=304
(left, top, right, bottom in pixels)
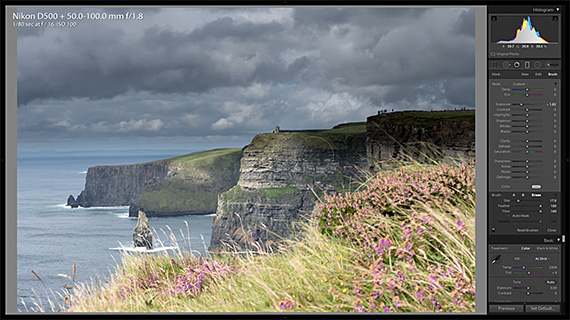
left=3, top=1, right=569, bottom=318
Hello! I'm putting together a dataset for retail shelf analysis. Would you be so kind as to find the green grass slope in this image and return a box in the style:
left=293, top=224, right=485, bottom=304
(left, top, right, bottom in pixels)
left=136, top=148, right=242, bottom=214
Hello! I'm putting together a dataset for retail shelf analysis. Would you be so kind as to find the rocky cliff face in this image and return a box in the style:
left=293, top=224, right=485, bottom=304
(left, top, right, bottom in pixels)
left=210, top=112, right=475, bottom=251
left=210, top=186, right=317, bottom=250
left=209, top=124, right=368, bottom=251
left=76, top=161, right=169, bottom=207
left=366, top=111, right=475, bottom=170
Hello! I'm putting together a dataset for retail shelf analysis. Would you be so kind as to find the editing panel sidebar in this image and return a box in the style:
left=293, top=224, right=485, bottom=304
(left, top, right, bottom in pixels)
left=487, top=5, right=567, bottom=316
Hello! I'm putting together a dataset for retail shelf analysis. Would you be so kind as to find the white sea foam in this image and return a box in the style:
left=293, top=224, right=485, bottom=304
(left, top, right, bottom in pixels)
left=109, top=246, right=177, bottom=253
left=53, top=204, right=129, bottom=211
left=83, top=206, right=130, bottom=210
left=79, top=171, right=87, bottom=174
left=114, top=212, right=131, bottom=219
left=204, top=213, right=216, bottom=217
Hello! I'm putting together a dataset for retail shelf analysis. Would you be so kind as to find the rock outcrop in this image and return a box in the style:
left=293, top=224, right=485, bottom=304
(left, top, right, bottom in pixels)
left=209, top=123, right=368, bottom=251
left=366, top=110, right=475, bottom=170
left=133, top=210, right=153, bottom=249
left=66, top=195, right=79, bottom=208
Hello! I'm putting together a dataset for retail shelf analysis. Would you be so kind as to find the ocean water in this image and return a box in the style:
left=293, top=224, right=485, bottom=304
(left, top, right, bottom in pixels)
left=17, top=151, right=214, bottom=312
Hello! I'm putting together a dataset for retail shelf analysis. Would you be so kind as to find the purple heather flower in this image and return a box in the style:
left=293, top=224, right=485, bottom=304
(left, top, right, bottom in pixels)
left=355, top=305, right=367, bottom=312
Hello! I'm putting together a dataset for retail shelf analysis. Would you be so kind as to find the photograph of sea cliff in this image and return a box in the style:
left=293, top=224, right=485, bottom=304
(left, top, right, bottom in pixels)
left=17, top=7, right=476, bottom=313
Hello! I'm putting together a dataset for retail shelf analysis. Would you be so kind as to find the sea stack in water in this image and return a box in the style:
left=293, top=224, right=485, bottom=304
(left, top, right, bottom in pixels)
left=66, top=195, right=79, bottom=208
left=133, top=210, right=153, bottom=250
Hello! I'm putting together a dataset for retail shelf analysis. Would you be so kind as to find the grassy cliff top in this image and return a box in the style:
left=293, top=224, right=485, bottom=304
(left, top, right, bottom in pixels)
left=249, top=122, right=367, bottom=152
left=168, top=148, right=242, bottom=169
left=369, top=110, right=475, bottom=128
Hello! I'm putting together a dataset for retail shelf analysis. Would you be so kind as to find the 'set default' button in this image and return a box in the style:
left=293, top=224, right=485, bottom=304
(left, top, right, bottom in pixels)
left=525, top=305, right=560, bottom=313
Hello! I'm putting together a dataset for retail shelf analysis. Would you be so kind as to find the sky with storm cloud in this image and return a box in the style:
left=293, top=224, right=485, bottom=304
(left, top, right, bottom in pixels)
left=17, top=7, right=475, bottom=151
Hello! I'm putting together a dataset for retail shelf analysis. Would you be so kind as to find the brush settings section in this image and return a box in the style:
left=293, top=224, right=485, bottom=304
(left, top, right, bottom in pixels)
left=487, top=6, right=564, bottom=315
left=488, top=78, right=560, bottom=235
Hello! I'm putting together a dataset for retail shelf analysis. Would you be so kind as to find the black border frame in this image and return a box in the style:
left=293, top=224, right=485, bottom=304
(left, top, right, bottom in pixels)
left=2, top=0, right=569, bottom=319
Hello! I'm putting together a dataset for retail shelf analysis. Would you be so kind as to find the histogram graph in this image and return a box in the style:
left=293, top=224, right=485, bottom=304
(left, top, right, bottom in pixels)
left=491, top=15, right=559, bottom=44
left=496, top=16, right=549, bottom=44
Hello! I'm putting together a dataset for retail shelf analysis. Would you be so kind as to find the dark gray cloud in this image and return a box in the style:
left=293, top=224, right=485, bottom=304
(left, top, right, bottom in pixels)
left=292, top=7, right=425, bottom=31
left=188, top=17, right=284, bottom=41
left=17, top=7, right=475, bottom=149
left=453, top=8, right=476, bottom=37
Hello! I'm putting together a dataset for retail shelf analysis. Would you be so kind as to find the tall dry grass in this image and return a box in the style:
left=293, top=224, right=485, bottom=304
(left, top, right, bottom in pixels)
left=38, top=159, right=475, bottom=313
